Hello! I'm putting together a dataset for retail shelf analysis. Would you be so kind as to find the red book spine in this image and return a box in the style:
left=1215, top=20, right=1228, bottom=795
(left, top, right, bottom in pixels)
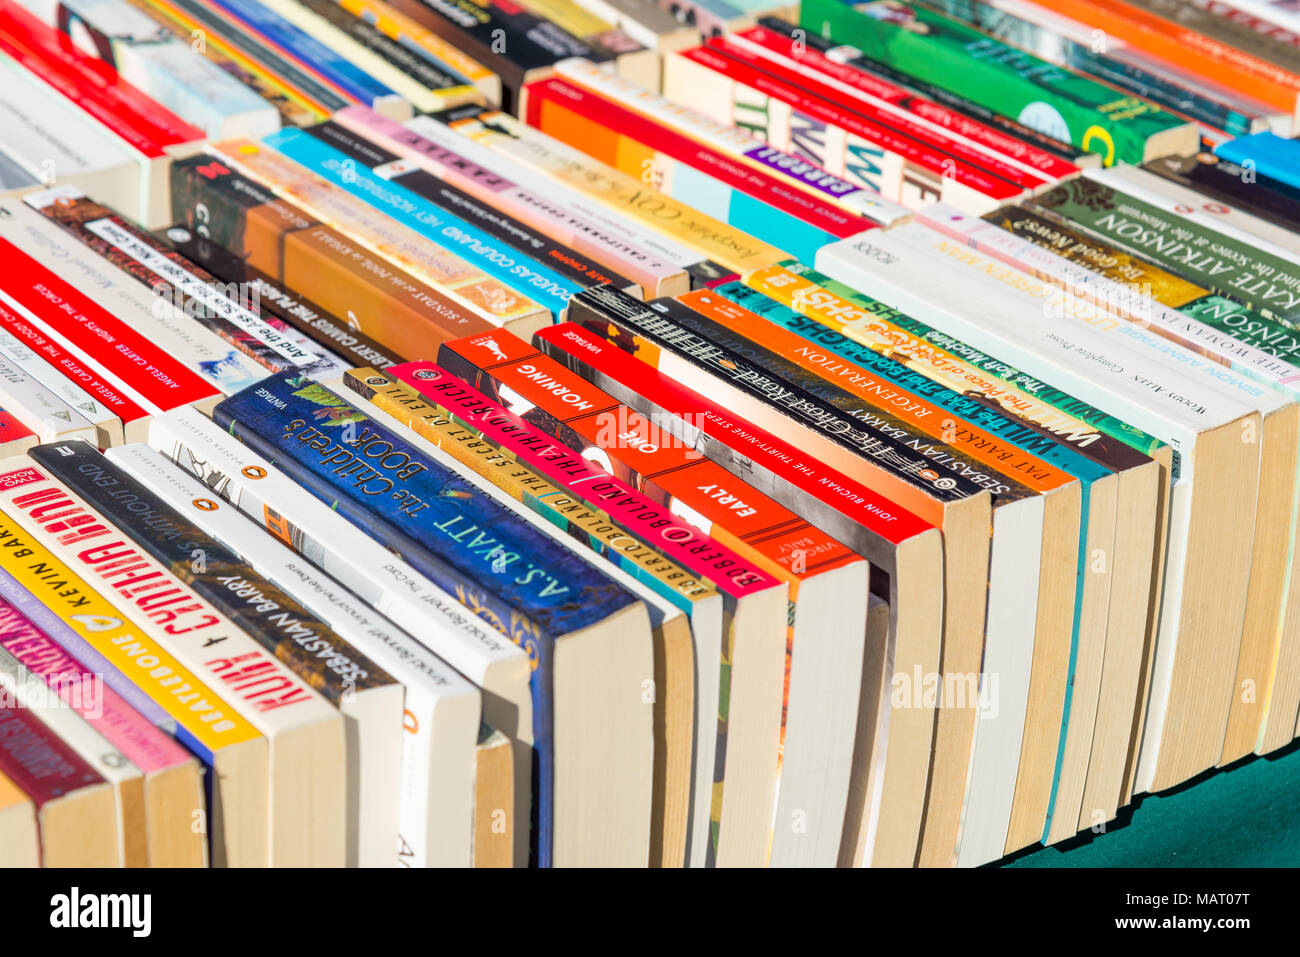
left=0, top=409, right=35, bottom=447
left=523, top=77, right=878, bottom=240
left=533, top=322, right=933, bottom=546
left=675, top=45, right=1026, bottom=202
left=0, top=697, right=103, bottom=808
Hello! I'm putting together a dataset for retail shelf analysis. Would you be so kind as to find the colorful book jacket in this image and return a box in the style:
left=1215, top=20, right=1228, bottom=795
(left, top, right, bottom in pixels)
left=1144, top=153, right=1300, bottom=234
left=212, top=373, right=642, bottom=866
left=799, top=0, right=1195, bottom=165
left=28, top=442, right=394, bottom=709
left=1216, top=131, right=1300, bottom=193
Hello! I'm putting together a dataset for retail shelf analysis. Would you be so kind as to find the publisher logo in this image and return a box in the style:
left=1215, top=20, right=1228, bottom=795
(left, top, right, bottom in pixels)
left=49, top=888, right=151, bottom=937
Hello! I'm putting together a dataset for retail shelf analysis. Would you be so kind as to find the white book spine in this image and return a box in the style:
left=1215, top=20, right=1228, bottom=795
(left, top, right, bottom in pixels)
left=0, top=354, right=99, bottom=445
left=106, top=442, right=481, bottom=869
left=0, top=325, right=123, bottom=446
left=143, top=406, right=532, bottom=740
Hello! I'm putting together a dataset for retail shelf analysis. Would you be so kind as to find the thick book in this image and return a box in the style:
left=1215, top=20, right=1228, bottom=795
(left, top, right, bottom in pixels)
left=434, top=102, right=787, bottom=285
left=799, top=0, right=1198, bottom=165
left=0, top=457, right=344, bottom=866
left=394, top=348, right=863, bottom=867
left=0, top=597, right=206, bottom=867
left=144, top=403, right=534, bottom=865
left=212, top=373, right=655, bottom=867
left=520, top=74, right=877, bottom=264
left=0, top=681, right=116, bottom=866
left=203, top=137, right=550, bottom=338
left=532, top=320, right=947, bottom=867
left=106, top=442, right=482, bottom=868
left=0, top=514, right=266, bottom=867
left=397, top=110, right=691, bottom=296
left=815, top=223, right=1271, bottom=799
left=31, top=440, right=403, bottom=868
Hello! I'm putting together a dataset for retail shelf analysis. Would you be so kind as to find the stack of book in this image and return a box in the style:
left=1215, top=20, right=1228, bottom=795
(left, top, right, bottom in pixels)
left=1, top=0, right=1300, bottom=868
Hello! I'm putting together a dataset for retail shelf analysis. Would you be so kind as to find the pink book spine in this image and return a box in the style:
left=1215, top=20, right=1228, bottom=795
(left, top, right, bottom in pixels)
left=386, top=361, right=781, bottom=600
left=0, top=601, right=191, bottom=775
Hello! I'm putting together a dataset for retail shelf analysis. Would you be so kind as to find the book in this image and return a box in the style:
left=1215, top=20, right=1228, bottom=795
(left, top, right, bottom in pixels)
left=548, top=57, right=910, bottom=228
left=799, top=0, right=1199, bottom=165
left=567, top=0, right=699, bottom=53
left=33, top=439, right=404, bottom=868
left=392, top=348, right=862, bottom=867
left=0, top=596, right=206, bottom=867
left=514, top=0, right=660, bottom=86
left=16, top=0, right=280, bottom=138
left=106, top=441, right=483, bottom=868
left=0, top=407, right=36, bottom=459
left=144, top=403, right=533, bottom=865
left=434, top=102, right=787, bottom=285
left=397, top=110, right=691, bottom=296
left=0, top=768, right=38, bottom=867
left=520, top=73, right=879, bottom=264
left=331, top=105, right=649, bottom=296
left=25, top=185, right=346, bottom=380
left=212, top=373, right=655, bottom=867
left=280, top=122, right=580, bottom=320
left=0, top=195, right=259, bottom=413
left=0, top=354, right=99, bottom=447
left=0, top=515, right=267, bottom=867
left=159, top=223, right=408, bottom=374
left=1143, top=152, right=1300, bottom=235
left=1028, top=173, right=1300, bottom=325
left=472, top=723, right=514, bottom=867
left=0, top=680, right=117, bottom=866
left=335, top=0, right=501, bottom=104
left=342, top=380, right=694, bottom=867
left=203, top=137, right=551, bottom=337
left=815, top=223, right=1267, bottom=799
left=0, top=457, right=344, bottom=866
left=344, top=366, right=723, bottom=868
left=532, top=318, right=949, bottom=867
left=0, top=644, right=144, bottom=867
left=664, top=43, right=1031, bottom=214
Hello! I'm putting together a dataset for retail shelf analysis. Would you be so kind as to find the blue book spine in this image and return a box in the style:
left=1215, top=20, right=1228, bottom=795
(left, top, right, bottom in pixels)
left=214, top=374, right=638, bottom=866
left=1216, top=132, right=1300, bottom=192
left=262, top=127, right=579, bottom=320
left=204, top=0, right=398, bottom=105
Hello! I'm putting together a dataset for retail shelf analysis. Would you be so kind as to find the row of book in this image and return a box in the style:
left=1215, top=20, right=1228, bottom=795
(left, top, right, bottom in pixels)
left=3, top=0, right=1300, bottom=868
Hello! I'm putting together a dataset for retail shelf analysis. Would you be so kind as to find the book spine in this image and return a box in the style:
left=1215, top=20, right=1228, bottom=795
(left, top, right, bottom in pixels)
left=1030, top=175, right=1300, bottom=324
left=567, top=285, right=991, bottom=521
left=550, top=56, right=911, bottom=227
left=0, top=600, right=192, bottom=777
left=710, top=279, right=1111, bottom=483
left=533, top=321, right=932, bottom=570
left=105, top=441, right=477, bottom=868
left=799, top=0, right=1196, bottom=165
left=645, top=0, right=752, bottom=36
left=144, top=405, right=525, bottom=689
left=438, top=103, right=785, bottom=282
left=963, top=203, right=1300, bottom=384
left=569, top=0, right=698, bottom=49
left=1216, top=131, right=1300, bottom=191
left=327, top=108, right=641, bottom=294
left=0, top=355, right=98, bottom=445
left=0, top=199, right=253, bottom=406
left=285, top=123, right=578, bottom=318
left=335, top=0, right=502, bottom=102
left=25, top=188, right=344, bottom=379
left=0, top=5, right=202, bottom=156
left=395, top=111, right=688, bottom=295
left=667, top=44, right=1026, bottom=212
left=161, top=225, right=408, bottom=372
left=0, top=318, right=123, bottom=448
left=31, top=0, right=279, bottom=139
left=356, top=365, right=775, bottom=597
left=1143, top=153, right=1300, bottom=233
left=522, top=75, right=876, bottom=262
left=31, top=441, right=394, bottom=706
left=205, top=137, right=542, bottom=330
left=706, top=32, right=1065, bottom=189
left=1024, top=0, right=1300, bottom=118
left=0, top=683, right=104, bottom=809
left=0, top=567, right=177, bottom=740
left=745, top=260, right=1166, bottom=471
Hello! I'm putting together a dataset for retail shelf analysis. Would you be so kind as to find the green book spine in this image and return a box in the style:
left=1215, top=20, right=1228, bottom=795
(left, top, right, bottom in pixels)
left=798, top=0, right=1193, bottom=165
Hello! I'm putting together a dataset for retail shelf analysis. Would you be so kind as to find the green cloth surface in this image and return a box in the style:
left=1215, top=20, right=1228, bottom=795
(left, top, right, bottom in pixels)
left=1000, top=743, right=1300, bottom=867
